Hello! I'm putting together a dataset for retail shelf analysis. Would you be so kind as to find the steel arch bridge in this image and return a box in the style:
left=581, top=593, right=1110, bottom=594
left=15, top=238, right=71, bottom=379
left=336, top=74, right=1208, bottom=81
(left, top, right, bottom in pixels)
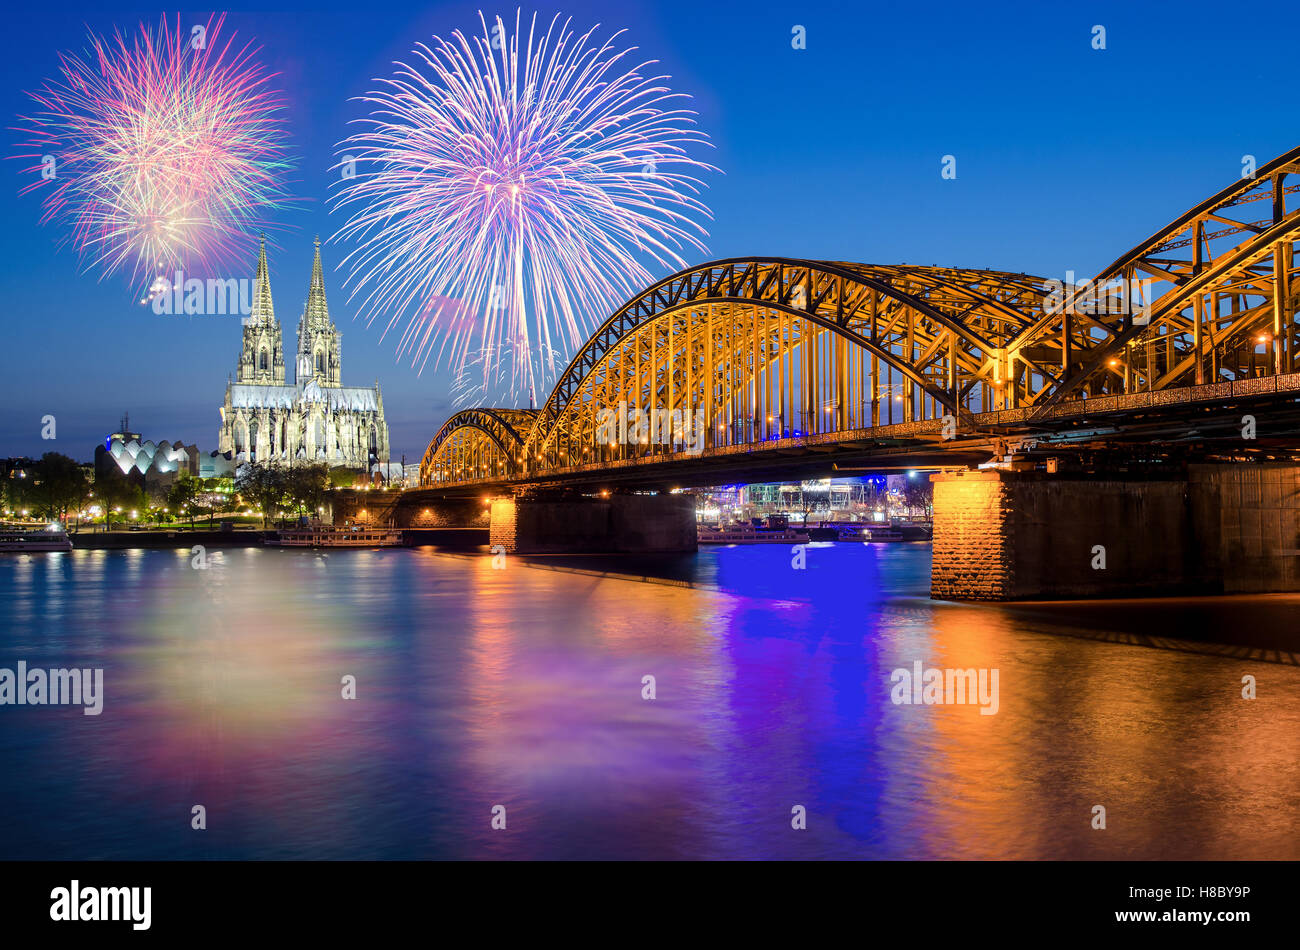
left=420, top=146, right=1300, bottom=490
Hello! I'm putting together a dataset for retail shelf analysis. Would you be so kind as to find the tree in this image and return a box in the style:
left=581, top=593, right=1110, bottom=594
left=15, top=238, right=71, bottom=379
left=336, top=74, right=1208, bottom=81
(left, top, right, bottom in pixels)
left=235, top=463, right=287, bottom=526
left=3, top=463, right=33, bottom=518
left=286, top=463, right=329, bottom=518
left=902, top=478, right=932, bottom=516
left=206, top=478, right=238, bottom=526
left=166, top=473, right=199, bottom=527
left=28, top=453, right=89, bottom=522
left=329, top=466, right=364, bottom=489
left=186, top=477, right=221, bottom=527
left=96, top=472, right=147, bottom=530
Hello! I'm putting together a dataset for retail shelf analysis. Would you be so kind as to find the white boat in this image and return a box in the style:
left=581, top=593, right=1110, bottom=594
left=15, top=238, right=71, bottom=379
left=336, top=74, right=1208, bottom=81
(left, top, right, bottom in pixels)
left=0, top=527, right=73, bottom=552
left=697, top=525, right=810, bottom=544
left=267, top=525, right=405, bottom=547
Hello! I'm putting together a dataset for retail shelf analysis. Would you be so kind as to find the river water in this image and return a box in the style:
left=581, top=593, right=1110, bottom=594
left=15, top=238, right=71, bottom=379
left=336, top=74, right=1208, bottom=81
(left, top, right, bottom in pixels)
left=1, top=543, right=1297, bottom=859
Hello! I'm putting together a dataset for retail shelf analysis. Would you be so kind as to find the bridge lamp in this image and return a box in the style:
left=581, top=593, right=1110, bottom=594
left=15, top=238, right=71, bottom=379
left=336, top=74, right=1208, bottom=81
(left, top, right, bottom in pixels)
left=1107, top=359, right=1120, bottom=368
left=1257, top=334, right=1271, bottom=344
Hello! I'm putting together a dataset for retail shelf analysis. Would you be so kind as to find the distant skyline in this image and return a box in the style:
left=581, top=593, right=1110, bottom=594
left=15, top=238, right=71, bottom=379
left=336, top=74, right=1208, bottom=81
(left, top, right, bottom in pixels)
left=3, top=0, right=1297, bottom=462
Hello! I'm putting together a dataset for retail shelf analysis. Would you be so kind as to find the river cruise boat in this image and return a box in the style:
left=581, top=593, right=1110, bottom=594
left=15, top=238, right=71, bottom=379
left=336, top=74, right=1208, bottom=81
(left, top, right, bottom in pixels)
left=0, top=526, right=73, bottom=552
left=802, top=521, right=934, bottom=543
left=697, top=525, right=810, bottom=544
left=267, top=524, right=405, bottom=548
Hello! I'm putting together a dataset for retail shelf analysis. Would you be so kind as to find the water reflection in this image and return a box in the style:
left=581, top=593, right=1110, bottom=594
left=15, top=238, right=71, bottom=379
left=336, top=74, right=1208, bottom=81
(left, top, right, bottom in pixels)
left=0, top=544, right=1296, bottom=859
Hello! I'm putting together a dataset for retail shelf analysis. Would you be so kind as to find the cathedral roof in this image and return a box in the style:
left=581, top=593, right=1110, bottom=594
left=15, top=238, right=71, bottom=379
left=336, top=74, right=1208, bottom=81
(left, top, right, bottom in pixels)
left=229, top=382, right=380, bottom=413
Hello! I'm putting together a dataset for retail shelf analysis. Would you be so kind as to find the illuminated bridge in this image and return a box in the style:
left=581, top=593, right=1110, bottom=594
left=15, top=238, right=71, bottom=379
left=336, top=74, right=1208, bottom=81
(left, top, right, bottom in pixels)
left=347, top=147, right=1300, bottom=599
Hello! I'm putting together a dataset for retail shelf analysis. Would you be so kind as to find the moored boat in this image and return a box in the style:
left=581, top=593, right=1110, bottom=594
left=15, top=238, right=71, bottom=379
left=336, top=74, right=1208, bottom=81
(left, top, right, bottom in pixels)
left=0, top=527, right=73, bottom=552
left=697, top=525, right=810, bottom=544
left=267, top=524, right=405, bottom=547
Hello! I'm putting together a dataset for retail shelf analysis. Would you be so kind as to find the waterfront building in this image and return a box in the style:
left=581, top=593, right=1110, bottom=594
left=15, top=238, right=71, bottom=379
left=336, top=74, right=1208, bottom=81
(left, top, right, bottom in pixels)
left=94, top=415, right=200, bottom=499
left=217, top=238, right=390, bottom=469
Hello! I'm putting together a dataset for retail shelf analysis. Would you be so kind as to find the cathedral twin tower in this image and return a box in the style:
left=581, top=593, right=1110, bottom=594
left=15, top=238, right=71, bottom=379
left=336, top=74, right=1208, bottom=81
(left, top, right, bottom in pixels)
left=218, top=238, right=389, bottom=468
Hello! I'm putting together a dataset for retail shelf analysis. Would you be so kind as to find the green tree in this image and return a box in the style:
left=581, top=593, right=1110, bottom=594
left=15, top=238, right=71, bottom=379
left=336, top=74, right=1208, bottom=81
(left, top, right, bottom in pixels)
left=3, top=464, right=33, bottom=518
left=329, top=466, right=364, bottom=489
left=286, top=463, right=329, bottom=518
left=235, top=463, right=287, bottom=526
left=96, top=472, right=147, bottom=530
left=187, top=477, right=222, bottom=527
left=28, top=453, right=89, bottom=522
left=207, top=478, right=237, bottom=526
left=166, top=473, right=199, bottom=527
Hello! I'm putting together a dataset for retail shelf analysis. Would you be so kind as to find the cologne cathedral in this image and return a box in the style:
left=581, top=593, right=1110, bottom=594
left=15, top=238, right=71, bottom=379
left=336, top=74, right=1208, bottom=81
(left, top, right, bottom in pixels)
left=218, top=238, right=389, bottom=468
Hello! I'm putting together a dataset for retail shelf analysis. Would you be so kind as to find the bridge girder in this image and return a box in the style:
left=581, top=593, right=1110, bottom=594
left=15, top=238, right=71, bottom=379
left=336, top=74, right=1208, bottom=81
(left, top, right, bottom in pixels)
left=420, top=147, right=1300, bottom=489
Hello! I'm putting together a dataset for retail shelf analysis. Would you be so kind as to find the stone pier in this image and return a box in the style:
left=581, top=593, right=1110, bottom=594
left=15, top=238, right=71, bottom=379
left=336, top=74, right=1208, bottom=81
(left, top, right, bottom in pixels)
left=327, top=489, right=490, bottom=529
left=489, top=492, right=698, bottom=555
left=931, top=465, right=1300, bottom=600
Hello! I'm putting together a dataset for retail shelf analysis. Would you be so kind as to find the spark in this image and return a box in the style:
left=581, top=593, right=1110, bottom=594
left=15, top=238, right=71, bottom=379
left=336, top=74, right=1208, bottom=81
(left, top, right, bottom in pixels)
left=14, top=13, right=294, bottom=295
left=330, top=9, right=715, bottom=406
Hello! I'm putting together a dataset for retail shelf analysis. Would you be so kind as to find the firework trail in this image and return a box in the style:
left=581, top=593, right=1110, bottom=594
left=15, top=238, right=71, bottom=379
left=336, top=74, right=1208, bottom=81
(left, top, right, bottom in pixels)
left=330, top=9, right=715, bottom=407
left=450, top=338, right=564, bottom=408
left=14, top=13, right=294, bottom=297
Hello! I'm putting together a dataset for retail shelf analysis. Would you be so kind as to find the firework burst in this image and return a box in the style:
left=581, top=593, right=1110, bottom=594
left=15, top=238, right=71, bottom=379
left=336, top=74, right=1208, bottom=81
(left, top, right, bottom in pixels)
left=331, top=9, right=715, bottom=406
left=15, top=13, right=294, bottom=295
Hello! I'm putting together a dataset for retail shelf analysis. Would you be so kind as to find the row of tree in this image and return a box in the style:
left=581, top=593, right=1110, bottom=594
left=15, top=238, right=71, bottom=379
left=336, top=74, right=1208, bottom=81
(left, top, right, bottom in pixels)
left=4, top=454, right=336, bottom=529
left=3, top=453, right=98, bottom=522
left=234, top=462, right=331, bottom=525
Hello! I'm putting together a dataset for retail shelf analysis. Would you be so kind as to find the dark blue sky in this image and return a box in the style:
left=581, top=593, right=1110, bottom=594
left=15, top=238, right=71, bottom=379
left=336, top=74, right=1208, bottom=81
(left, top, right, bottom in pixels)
left=3, top=0, right=1296, bottom=463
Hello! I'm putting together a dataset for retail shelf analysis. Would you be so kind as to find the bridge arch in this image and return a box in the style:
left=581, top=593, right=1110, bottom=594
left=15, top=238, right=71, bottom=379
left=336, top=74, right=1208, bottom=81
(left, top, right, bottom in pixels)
left=517, top=258, right=1054, bottom=471
left=418, top=408, right=537, bottom=485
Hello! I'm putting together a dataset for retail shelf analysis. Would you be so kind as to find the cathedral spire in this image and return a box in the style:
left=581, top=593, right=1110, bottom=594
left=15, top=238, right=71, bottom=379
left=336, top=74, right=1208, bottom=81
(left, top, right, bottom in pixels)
left=304, top=235, right=330, bottom=326
left=251, top=234, right=275, bottom=324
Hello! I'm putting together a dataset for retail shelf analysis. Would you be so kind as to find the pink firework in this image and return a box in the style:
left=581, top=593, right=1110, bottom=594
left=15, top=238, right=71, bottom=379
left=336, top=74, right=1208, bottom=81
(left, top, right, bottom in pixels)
left=330, top=9, right=715, bottom=407
left=15, top=14, right=294, bottom=295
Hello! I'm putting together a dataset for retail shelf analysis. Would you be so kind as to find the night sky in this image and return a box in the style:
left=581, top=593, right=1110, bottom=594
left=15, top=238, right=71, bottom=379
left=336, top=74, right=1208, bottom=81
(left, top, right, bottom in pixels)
left=2, top=0, right=1295, bottom=463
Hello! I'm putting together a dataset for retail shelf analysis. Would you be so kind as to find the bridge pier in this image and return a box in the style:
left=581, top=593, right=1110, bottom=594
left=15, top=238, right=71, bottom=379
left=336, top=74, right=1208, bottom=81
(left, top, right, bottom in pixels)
left=328, top=489, right=490, bottom=529
left=931, top=465, right=1300, bottom=600
left=489, top=492, right=698, bottom=555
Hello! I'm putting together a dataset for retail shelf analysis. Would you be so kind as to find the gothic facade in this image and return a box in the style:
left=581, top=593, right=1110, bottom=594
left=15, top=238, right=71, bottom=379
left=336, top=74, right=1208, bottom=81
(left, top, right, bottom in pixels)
left=218, top=238, right=390, bottom=468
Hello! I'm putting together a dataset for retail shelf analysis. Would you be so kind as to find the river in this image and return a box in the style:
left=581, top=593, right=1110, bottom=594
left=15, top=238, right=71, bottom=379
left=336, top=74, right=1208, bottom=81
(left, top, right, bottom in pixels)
left=1, top=542, right=1296, bottom=859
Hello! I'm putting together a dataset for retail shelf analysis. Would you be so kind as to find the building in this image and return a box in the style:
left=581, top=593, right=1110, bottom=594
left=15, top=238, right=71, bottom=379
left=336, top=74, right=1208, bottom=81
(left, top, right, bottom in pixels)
left=217, top=237, right=390, bottom=469
left=94, top=414, right=200, bottom=498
